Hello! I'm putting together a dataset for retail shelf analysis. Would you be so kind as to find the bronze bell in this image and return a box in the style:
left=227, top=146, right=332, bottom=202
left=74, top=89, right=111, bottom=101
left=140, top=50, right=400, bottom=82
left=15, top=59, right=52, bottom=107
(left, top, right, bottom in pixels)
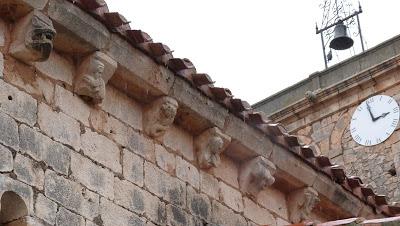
left=329, top=21, right=354, bottom=50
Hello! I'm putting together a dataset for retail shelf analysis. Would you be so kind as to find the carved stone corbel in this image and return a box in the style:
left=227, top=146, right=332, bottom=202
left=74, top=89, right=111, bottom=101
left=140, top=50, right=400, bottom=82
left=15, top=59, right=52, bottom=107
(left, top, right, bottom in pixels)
left=74, top=51, right=117, bottom=104
left=288, top=187, right=319, bottom=224
left=239, top=156, right=276, bottom=198
left=143, top=96, right=178, bottom=138
left=195, top=127, right=231, bottom=169
left=9, top=10, right=56, bottom=63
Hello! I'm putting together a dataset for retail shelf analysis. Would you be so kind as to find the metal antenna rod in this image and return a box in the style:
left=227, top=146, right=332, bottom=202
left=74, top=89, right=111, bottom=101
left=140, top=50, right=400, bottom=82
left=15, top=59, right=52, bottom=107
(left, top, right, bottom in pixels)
left=356, top=3, right=365, bottom=52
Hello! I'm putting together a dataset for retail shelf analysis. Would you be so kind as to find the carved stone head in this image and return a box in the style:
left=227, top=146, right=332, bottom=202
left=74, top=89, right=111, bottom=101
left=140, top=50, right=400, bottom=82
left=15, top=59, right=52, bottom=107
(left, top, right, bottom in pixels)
left=144, top=97, right=178, bottom=138
left=239, top=156, right=276, bottom=198
left=10, top=10, right=56, bottom=63
left=288, top=187, right=319, bottom=224
left=195, top=127, right=231, bottom=169
left=74, top=51, right=117, bottom=104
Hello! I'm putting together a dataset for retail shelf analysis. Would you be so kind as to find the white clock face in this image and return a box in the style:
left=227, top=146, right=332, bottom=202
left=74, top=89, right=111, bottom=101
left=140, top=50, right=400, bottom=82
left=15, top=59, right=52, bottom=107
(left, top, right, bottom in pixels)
left=350, top=95, right=400, bottom=146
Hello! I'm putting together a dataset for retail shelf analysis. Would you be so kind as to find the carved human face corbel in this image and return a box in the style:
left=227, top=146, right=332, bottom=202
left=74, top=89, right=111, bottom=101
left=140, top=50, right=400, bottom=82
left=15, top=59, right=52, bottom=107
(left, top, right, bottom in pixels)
left=144, top=96, right=179, bottom=138
left=239, top=156, right=276, bottom=198
left=195, top=127, right=231, bottom=169
left=74, top=51, right=117, bottom=104
left=10, top=10, right=56, bottom=63
left=288, top=187, right=319, bottom=224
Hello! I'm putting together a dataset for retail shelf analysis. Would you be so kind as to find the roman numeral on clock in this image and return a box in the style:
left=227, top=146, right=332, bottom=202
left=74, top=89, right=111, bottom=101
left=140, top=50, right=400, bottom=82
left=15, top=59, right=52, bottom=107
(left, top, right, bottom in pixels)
left=354, top=134, right=362, bottom=143
left=391, top=119, right=398, bottom=127
left=364, top=139, right=371, bottom=146
left=394, top=107, right=399, bottom=113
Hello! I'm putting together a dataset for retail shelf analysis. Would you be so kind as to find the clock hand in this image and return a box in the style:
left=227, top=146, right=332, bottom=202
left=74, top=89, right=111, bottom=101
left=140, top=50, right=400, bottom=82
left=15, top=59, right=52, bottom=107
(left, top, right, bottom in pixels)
left=374, top=112, right=390, bottom=121
left=366, top=102, right=377, bottom=121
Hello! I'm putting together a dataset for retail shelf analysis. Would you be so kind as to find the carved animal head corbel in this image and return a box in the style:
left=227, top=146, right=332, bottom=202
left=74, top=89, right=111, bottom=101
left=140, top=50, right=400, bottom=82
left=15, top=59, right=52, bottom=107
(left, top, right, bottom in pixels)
left=195, top=127, right=231, bottom=169
left=288, top=187, right=319, bottom=224
left=239, top=156, right=276, bottom=198
left=10, top=10, right=56, bottom=63
left=144, top=96, right=178, bottom=138
left=74, top=51, right=117, bottom=104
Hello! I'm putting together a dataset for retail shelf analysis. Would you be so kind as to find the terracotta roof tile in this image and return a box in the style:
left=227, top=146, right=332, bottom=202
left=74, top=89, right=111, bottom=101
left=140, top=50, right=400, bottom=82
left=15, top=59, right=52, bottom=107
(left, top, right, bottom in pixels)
left=66, top=0, right=400, bottom=216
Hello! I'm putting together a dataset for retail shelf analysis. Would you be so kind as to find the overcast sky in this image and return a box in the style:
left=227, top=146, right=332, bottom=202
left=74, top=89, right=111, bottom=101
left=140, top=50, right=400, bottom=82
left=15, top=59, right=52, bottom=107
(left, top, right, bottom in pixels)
left=107, top=1, right=400, bottom=104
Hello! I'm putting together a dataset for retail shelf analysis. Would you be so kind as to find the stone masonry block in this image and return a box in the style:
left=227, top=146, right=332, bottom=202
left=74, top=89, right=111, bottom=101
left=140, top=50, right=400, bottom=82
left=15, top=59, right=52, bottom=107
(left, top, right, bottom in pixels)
left=35, top=193, right=57, bottom=225
left=3, top=0, right=49, bottom=10
left=187, top=186, right=211, bottom=221
left=56, top=207, right=85, bottom=226
left=123, top=149, right=144, bottom=187
left=257, top=188, right=288, bottom=220
left=35, top=51, right=74, bottom=85
left=155, top=144, right=176, bottom=174
left=166, top=204, right=194, bottom=226
left=114, top=178, right=166, bottom=225
left=0, top=111, right=19, bottom=150
left=243, top=197, right=276, bottom=226
left=54, top=85, right=91, bottom=126
left=219, top=181, right=243, bottom=213
left=0, top=79, right=37, bottom=126
left=144, top=161, right=186, bottom=206
left=210, top=155, right=239, bottom=189
left=19, top=124, right=71, bottom=175
left=211, top=201, right=247, bottom=226
left=200, top=171, right=219, bottom=200
left=163, top=125, right=194, bottom=161
left=101, top=86, right=142, bottom=130
left=6, top=216, right=47, bottom=226
left=70, top=152, right=114, bottom=199
left=81, top=130, right=121, bottom=173
left=89, top=109, right=129, bottom=147
left=176, top=156, right=200, bottom=189
left=100, top=197, right=145, bottom=226
left=14, top=154, right=44, bottom=190
left=0, top=53, right=3, bottom=78
left=0, top=174, right=34, bottom=214
left=0, top=144, right=13, bottom=172
left=44, top=170, right=99, bottom=220
left=127, top=128, right=155, bottom=163
left=38, top=103, right=81, bottom=150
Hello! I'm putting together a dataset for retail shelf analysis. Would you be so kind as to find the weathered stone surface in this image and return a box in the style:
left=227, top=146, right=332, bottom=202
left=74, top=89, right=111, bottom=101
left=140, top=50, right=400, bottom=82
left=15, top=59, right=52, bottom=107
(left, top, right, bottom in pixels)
left=176, top=156, right=200, bottom=189
left=89, top=109, right=129, bottom=146
left=0, top=53, right=3, bottom=78
left=38, top=103, right=81, bottom=150
left=0, top=174, right=34, bottom=214
left=44, top=170, right=99, bottom=220
left=211, top=201, right=247, bottom=226
left=35, top=51, right=74, bottom=85
left=0, top=111, right=19, bottom=151
left=81, top=130, right=121, bottom=173
left=56, top=207, right=85, bottom=226
left=0, top=144, right=13, bottom=172
left=155, top=144, right=175, bottom=174
left=243, top=198, right=276, bottom=226
left=187, top=186, right=211, bottom=221
left=71, top=152, right=114, bottom=199
left=19, top=124, right=71, bottom=175
left=127, top=128, right=155, bottom=163
left=210, top=155, right=239, bottom=189
left=257, top=188, right=288, bottom=219
left=14, top=154, right=45, bottom=190
left=7, top=0, right=49, bottom=10
left=0, top=79, right=37, bottom=126
left=114, top=178, right=166, bottom=225
left=163, top=125, right=194, bottom=161
left=100, top=197, right=145, bottom=226
left=6, top=216, right=47, bottom=226
left=35, top=193, right=57, bottom=225
left=123, top=149, right=144, bottom=187
left=101, top=86, right=142, bottom=130
left=219, top=181, right=243, bottom=212
left=144, top=162, right=186, bottom=206
left=166, top=204, right=194, bottom=226
left=47, top=0, right=110, bottom=52
left=54, top=85, right=91, bottom=126
left=200, top=171, right=219, bottom=200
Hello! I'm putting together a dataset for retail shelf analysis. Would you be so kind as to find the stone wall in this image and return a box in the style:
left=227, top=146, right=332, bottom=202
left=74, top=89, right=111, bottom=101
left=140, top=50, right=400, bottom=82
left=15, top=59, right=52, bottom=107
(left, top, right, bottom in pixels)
left=0, top=1, right=383, bottom=226
left=276, top=61, right=400, bottom=203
